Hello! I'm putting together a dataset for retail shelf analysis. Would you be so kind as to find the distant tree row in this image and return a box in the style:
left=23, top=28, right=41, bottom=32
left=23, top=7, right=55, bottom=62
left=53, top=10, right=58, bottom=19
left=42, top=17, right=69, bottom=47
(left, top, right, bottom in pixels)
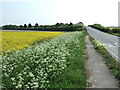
left=88, top=24, right=120, bottom=34
left=2, top=22, right=86, bottom=31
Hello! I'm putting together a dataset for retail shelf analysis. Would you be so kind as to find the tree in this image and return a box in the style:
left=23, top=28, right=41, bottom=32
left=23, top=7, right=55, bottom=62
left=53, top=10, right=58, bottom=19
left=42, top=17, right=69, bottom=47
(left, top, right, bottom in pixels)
left=20, top=25, right=23, bottom=28
left=78, top=22, right=83, bottom=25
left=55, top=23, right=64, bottom=26
left=28, top=23, right=32, bottom=27
left=69, top=22, right=73, bottom=25
left=24, top=24, right=27, bottom=28
left=65, top=23, right=69, bottom=26
left=35, top=23, right=39, bottom=27
left=55, top=23, right=60, bottom=26
left=59, top=23, right=64, bottom=26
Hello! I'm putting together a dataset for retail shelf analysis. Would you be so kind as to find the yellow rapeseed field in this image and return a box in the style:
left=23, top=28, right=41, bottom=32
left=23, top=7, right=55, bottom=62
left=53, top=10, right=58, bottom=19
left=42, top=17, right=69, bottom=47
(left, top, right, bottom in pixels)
left=2, top=31, right=64, bottom=53
left=109, top=28, right=120, bottom=30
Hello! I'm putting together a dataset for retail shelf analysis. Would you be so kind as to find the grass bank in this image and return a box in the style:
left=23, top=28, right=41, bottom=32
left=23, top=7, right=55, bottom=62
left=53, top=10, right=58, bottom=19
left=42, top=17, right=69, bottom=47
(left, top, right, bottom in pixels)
left=89, top=36, right=120, bottom=87
left=111, top=33, right=120, bottom=37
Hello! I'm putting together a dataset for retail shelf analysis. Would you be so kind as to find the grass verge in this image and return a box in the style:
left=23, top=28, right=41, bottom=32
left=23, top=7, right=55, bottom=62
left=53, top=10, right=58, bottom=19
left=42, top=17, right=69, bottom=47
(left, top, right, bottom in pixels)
left=111, top=33, right=120, bottom=37
left=49, top=31, right=87, bottom=88
left=89, top=36, right=120, bottom=87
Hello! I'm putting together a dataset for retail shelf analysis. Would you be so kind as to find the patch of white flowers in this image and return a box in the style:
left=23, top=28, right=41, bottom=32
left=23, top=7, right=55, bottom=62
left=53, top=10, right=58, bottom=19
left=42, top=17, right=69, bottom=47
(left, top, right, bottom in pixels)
left=2, top=32, right=82, bottom=88
left=93, top=40, right=105, bottom=48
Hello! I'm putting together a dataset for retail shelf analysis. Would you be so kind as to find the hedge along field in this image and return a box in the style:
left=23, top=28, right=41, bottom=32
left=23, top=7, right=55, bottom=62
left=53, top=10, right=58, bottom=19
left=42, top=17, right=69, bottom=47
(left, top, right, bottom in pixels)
left=2, top=31, right=64, bottom=54
left=2, top=31, right=87, bottom=88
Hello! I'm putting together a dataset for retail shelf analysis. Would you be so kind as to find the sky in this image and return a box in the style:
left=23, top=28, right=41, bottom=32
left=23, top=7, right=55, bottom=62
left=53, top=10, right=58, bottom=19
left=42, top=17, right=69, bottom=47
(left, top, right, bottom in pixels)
left=0, top=0, right=119, bottom=26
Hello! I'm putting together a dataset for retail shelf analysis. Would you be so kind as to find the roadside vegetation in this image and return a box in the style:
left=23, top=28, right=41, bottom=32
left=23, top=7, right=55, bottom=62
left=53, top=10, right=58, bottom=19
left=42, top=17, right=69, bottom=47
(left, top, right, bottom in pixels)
left=2, top=31, right=88, bottom=88
left=89, top=36, right=120, bottom=87
left=49, top=31, right=87, bottom=88
left=89, top=24, right=120, bottom=36
left=2, top=22, right=86, bottom=32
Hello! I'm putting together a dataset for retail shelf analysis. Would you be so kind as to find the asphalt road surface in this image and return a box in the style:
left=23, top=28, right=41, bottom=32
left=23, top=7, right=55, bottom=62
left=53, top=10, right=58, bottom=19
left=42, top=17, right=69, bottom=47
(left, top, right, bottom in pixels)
left=86, top=36, right=118, bottom=88
left=86, top=26, right=119, bottom=62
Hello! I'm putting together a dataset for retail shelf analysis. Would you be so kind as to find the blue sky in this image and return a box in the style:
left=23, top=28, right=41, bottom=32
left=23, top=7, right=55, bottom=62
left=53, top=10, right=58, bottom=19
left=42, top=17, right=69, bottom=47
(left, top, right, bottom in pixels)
left=1, top=1, right=55, bottom=25
left=0, top=0, right=119, bottom=26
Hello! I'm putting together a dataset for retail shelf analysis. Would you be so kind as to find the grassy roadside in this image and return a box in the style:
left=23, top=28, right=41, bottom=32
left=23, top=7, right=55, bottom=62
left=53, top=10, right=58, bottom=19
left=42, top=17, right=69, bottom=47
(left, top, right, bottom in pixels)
left=110, top=33, right=120, bottom=37
left=89, top=36, right=120, bottom=87
left=49, top=31, right=88, bottom=88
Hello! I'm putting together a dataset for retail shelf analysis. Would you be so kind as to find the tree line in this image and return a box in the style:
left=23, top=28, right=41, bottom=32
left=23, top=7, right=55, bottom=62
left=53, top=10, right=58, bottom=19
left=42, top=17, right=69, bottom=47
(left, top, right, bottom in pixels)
left=89, top=24, right=120, bottom=34
left=2, top=22, right=86, bottom=31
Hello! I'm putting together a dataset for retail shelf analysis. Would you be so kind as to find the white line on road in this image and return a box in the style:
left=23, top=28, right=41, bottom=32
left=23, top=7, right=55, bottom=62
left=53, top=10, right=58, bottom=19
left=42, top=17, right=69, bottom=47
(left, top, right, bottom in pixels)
left=105, top=47, right=119, bottom=63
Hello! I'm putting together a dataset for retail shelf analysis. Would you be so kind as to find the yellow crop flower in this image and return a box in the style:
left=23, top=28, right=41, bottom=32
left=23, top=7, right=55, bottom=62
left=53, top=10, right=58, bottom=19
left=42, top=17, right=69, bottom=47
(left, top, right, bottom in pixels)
left=1, top=31, right=64, bottom=54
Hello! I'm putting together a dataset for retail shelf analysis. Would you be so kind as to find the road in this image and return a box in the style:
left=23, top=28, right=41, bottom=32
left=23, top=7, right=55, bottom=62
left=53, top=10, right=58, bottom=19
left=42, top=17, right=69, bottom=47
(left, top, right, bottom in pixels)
left=86, top=36, right=118, bottom=88
left=86, top=26, right=119, bottom=62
